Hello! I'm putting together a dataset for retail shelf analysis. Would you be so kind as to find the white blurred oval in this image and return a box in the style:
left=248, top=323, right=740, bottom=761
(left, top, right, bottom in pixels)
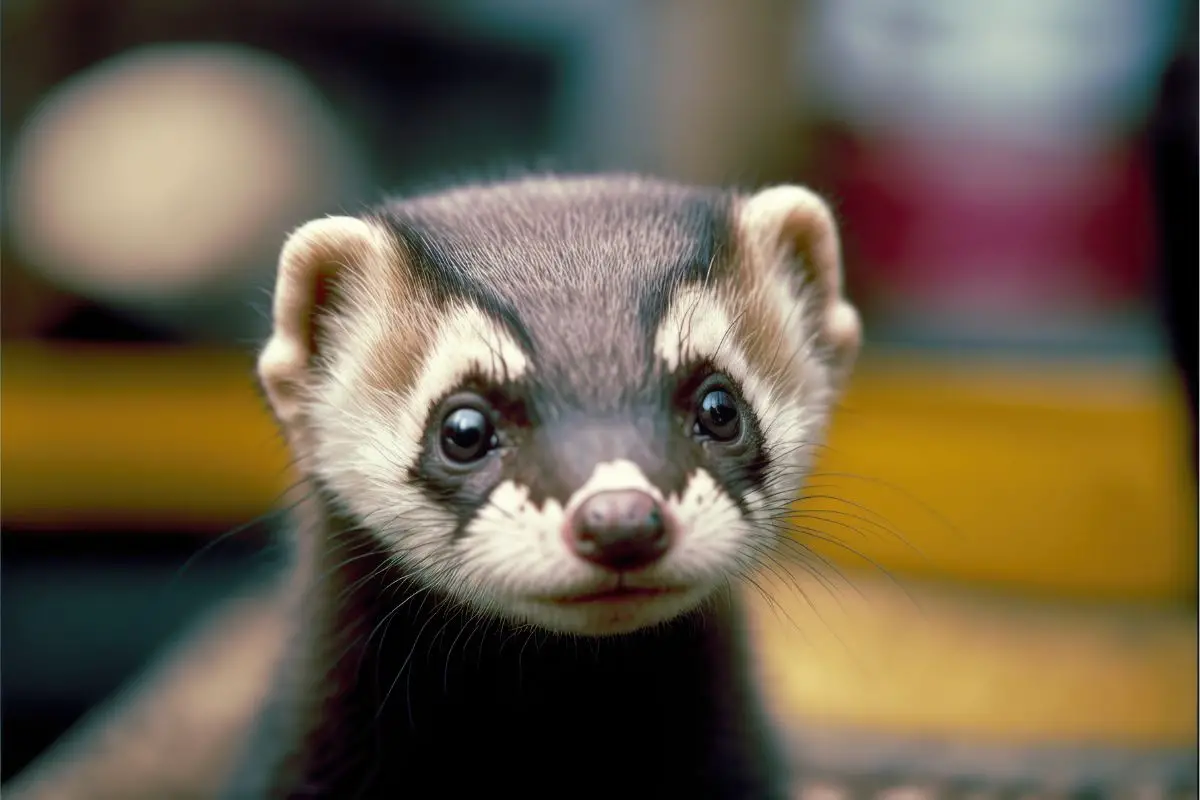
left=8, top=42, right=365, bottom=338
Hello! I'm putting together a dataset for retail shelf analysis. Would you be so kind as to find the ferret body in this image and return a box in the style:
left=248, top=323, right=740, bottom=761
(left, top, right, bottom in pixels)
left=8, top=174, right=863, bottom=799
left=225, top=509, right=787, bottom=798
left=230, top=173, right=859, bottom=798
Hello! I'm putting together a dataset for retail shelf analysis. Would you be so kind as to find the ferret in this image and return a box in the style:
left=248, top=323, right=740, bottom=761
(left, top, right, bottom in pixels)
left=8, top=174, right=862, bottom=799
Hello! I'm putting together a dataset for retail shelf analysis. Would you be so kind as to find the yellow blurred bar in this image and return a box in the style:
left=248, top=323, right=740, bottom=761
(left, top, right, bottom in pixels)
left=1, top=343, right=292, bottom=528
left=1, top=343, right=1194, bottom=602
left=795, top=358, right=1196, bottom=603
left=749, top=571, right=1197, bottom=749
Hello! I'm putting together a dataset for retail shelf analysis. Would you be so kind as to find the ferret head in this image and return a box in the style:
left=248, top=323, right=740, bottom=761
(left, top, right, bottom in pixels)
left=258, top=175, right=860, bottom=636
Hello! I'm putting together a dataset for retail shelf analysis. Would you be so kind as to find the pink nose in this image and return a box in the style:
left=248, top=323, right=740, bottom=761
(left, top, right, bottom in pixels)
left=565, top=490, right=670, bottom=571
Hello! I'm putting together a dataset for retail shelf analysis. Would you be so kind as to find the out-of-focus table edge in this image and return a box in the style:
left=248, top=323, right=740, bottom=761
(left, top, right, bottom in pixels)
left=781, top=721, right=1198, bottom=789
left=746, top=569, right=1197, bottom=753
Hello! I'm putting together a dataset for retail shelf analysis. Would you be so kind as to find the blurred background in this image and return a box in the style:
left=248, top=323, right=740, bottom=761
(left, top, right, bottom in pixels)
left=2, top=0, right=1196, bottom=792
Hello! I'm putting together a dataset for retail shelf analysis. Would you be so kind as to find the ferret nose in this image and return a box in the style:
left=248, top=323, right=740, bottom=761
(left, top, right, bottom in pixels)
left=566, top=490, right=670, bottom=571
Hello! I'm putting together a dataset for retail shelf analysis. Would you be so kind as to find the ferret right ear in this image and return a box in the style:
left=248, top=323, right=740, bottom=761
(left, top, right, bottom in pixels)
left=257, top=216, right=381, bottom=427
left=738, top=185, right=862, bottom=390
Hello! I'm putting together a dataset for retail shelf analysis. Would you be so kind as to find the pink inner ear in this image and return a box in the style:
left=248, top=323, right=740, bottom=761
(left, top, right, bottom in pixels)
left=312, top=267, right=332, bottom=312
left=306, top=263, right=340, bottom=358
left=780, top=211, right=822, bottom=296
left=783, top=204, right=842, bottom=303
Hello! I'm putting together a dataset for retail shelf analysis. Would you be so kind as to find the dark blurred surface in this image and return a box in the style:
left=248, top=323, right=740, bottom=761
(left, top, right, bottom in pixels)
left=0, top=527, right=277, bottom=781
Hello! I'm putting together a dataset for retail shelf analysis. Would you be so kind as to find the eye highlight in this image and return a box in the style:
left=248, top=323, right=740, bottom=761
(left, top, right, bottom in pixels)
left=694, top=388, right=740, bottom=441
left=440, top=406, right=496, bottom=463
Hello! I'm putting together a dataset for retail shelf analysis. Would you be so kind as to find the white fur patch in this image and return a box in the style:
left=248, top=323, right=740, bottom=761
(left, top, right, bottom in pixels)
left=308, top=302, right=529, bottom=559
left=401, top=302, right=529, bottom=462
left=653, top=285, right=732, bottom=375
left=455, top=459, right=659, bottom=602
left=663, top=468, right=760, bottom=580
left=652, top=284, right=818, bottom=503
left=564, top=459, right=662, bottom=511
left=445, top=463, right=760, bottom=635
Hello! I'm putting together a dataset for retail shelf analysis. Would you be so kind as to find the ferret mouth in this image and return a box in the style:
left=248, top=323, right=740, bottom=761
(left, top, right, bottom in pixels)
left=542, top=585, right=685, bottom=605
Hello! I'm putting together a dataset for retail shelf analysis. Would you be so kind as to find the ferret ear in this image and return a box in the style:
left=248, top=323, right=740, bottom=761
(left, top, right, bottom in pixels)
left=738, top=185, right=861, bottom=389
left=257, top=216, right=382, bottom=426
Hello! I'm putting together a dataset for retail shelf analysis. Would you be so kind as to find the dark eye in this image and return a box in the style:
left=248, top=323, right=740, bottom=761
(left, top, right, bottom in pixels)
left=440, top=407, right=496, bottom=463
left=695, top=389, right=740, bottom=441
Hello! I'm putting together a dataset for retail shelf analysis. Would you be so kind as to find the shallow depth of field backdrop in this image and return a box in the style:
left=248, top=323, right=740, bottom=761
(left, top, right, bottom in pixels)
left=2, top=0, right=1196, bottom=787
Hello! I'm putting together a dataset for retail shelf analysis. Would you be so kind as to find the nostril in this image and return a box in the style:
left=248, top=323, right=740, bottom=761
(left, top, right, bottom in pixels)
left=566, top=489, right=671, bottom=571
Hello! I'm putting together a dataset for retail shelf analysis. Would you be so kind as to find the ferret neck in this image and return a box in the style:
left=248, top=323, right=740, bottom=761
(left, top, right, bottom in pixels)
left=270, top=487, right=784, bottom=798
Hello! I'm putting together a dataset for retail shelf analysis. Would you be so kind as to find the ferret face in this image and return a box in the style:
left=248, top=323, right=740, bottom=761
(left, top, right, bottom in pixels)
left=260, top=175, right=861, bottom=636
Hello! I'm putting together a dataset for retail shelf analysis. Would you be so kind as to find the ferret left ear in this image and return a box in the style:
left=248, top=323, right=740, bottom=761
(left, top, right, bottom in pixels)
left=258, top=216, right=385, bottom=430
left=738, top=185, right=861, bottom=389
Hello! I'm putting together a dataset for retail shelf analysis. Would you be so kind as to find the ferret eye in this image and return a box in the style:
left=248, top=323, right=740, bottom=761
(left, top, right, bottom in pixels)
left=694, top=389, right=740, bottom=441
left=440, top=407, right=496, bottom=463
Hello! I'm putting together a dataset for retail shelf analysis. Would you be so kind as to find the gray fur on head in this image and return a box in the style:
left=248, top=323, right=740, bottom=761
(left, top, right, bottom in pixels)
left=257, top=173, right=860, bottom=636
